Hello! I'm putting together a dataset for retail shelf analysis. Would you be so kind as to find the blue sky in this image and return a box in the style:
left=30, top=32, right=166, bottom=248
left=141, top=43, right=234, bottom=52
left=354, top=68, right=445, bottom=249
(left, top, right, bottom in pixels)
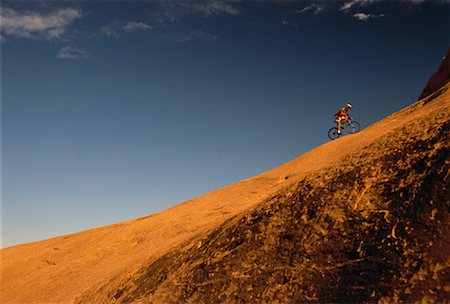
left=1, top=0, right=448, bottom=247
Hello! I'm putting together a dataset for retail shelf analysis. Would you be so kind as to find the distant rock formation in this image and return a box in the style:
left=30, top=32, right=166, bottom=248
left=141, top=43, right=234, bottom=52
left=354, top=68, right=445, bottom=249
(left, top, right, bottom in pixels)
left=418, top=48, right=450, bottom=100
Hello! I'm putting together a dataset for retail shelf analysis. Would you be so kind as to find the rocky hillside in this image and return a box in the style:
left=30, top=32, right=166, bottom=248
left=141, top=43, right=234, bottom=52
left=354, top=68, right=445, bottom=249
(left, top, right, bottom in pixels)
left=74, top=83, right=450, bottom=303
left=1, top=59, right=449, bottom=303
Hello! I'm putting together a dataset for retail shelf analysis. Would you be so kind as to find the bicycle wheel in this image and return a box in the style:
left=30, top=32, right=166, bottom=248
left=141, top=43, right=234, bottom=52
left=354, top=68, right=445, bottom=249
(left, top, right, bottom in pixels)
left=328, top=127, right=341, bottom=140
left=347, top=121, right=360, bottom=134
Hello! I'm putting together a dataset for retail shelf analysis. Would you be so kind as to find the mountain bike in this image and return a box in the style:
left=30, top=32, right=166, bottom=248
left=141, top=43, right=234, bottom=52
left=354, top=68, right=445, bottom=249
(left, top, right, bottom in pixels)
left=328, top=120, right=360, bottom=140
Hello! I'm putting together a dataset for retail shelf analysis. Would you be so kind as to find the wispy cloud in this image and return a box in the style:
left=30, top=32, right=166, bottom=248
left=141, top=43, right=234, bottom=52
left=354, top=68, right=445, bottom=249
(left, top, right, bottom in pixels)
left=339, top=0, right=443, bottom=13
left=296, top=3, right=327, bottom=15
left=158, top=0, right=240, bottom=22
left=340, top=0, right=361, bottom=12
left=56, top=46, right=90, bottom=59
left=95, top=21, right=152, bottom=38
left=340, top=1, right=353, bottom=12
left=0, top=7, right=82, bottom=40
left=299, top=0, right=444, bottom=20
left=123, top=21, right=152, bottom=32
left=191, top=0, right=240, bottom=17
left=339, top=0, right=383, bottom=13
left=353, top=12, right=385, bottom=21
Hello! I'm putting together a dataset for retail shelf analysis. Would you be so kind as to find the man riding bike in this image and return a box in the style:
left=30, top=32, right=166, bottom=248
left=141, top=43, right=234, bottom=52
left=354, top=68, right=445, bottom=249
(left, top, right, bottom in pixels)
left=335, top=103, right=353, bottom=135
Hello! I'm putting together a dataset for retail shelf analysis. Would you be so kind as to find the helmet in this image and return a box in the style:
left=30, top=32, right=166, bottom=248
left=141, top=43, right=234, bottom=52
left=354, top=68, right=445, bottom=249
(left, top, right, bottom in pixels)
left=346, top=103, right=352, bottom=108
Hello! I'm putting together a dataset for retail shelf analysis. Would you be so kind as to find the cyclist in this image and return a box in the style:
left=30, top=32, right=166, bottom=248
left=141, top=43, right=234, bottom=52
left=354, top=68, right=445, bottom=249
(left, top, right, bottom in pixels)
left=335, top=103, right=353, bottom=135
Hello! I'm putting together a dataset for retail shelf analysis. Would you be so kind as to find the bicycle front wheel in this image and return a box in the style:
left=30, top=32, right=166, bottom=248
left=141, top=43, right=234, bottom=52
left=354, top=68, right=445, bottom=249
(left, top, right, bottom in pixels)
left=328, top=127, right=341, bottom=140
left=347, top=121, right=360, bottom=134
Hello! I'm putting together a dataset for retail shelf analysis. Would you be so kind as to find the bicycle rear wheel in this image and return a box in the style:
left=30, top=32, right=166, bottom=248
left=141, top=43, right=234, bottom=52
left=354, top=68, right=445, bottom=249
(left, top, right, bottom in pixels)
left=347, top=121, right=360, bottom=134
left=328, top=127, right=341, bottom=140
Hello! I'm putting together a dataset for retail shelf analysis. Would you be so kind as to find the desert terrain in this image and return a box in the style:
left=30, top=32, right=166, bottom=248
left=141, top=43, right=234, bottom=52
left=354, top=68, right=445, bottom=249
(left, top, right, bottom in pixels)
left=1, top=51, right=449, bottom=303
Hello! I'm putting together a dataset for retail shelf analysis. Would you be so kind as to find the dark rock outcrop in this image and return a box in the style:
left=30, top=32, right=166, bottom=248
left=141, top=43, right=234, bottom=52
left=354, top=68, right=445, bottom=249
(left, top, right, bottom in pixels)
left=418, top=48, right=450, bottom=100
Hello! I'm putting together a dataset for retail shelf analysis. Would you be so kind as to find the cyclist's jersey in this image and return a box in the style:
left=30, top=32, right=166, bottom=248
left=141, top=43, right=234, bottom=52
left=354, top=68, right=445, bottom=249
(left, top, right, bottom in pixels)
left=335, top=107, right=349, bottom=118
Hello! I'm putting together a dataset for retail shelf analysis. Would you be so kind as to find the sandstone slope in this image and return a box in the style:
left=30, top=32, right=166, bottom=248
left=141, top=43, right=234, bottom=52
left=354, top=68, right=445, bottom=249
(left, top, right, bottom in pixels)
left=1, top=73, right=449, bottom=303
left=75, top=82, right=450, bottom=303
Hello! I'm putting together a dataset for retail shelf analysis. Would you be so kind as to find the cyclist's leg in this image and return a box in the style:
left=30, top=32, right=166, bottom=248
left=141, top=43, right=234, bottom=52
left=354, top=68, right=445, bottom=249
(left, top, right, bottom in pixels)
left=336, top=118, right=342, bottom=133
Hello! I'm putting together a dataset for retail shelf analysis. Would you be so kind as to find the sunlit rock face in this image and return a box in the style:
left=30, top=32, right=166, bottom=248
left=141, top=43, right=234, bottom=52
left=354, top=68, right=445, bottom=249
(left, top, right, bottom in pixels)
left=99, top=89, right=450, bottom=304
left=2, top=51, right=450, bottom=304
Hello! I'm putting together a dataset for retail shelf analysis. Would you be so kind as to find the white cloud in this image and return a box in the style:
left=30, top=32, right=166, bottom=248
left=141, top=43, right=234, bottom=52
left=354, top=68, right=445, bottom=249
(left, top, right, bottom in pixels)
left=340, top=1, right=358, bottom=12
left=56, top=46, right=90, bottom=59
left=296, top=3, right=327, bottom=15
left=353, top=12, right=370, bottom=20
left=158, top=0, right=240, bottom=21
left=353, top=12, right=385, bottom=21
left=340, top=0, right=380, bottom=13
left=339, top=0, right=445, bottom=13
left=0, top=34, right=5, bottom=42
left=0, top=7, right=82, bottom=40
left=123, top=22, right=152, bottom=32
